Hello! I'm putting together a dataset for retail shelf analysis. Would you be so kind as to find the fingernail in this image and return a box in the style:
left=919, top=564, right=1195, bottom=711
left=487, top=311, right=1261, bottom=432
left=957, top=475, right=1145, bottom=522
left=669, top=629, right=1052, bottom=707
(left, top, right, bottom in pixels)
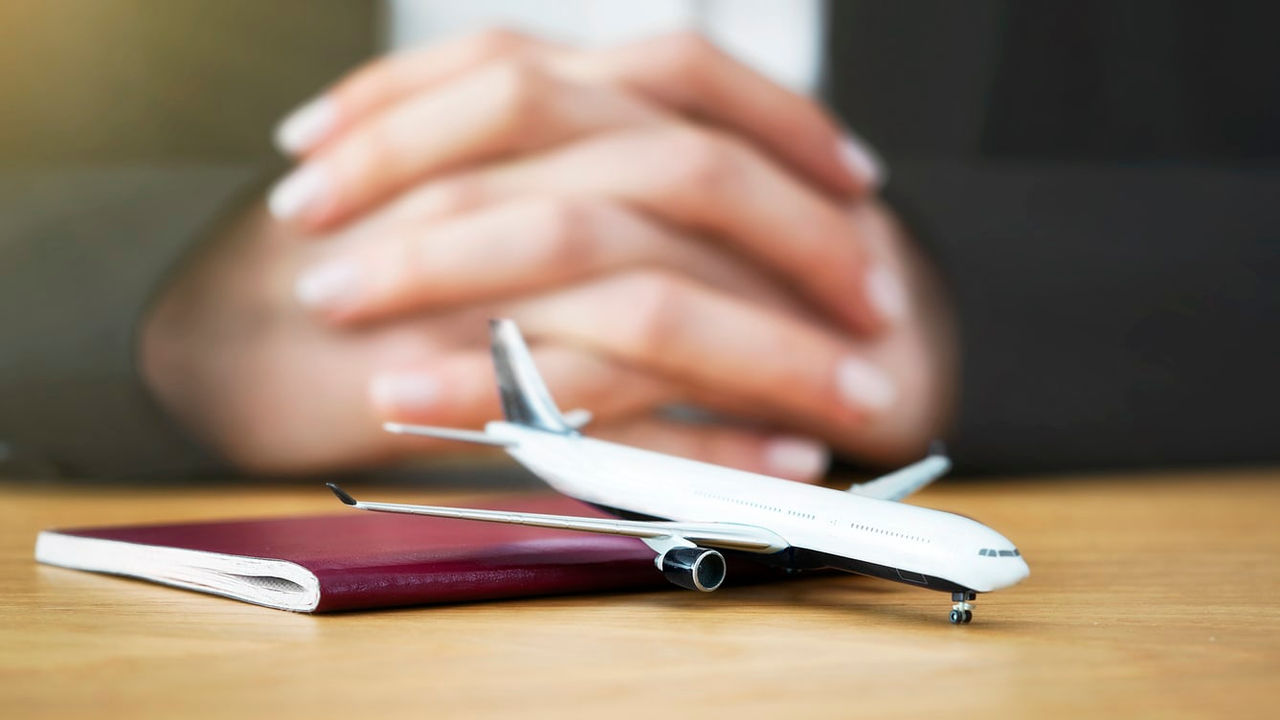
left=268, top=164, right=328, bottom=221
left=765, top=436, right=831, bottom=480
left=836, top=356, right=897, bottom=413
left=866, top=264, right=909, bottom=322
left=274, top=97, right=336, bottom=155
left=838, top=132, right=887, bottom=188
left=370, top=373, right=440, bottom=413
left=295, top=258, right=363, bottom=311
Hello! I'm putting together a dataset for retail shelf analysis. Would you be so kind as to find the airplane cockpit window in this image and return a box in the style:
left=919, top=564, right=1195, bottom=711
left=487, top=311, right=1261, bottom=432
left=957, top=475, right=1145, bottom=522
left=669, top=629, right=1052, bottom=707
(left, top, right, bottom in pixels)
left=978, top=548, right=1021, bottom=557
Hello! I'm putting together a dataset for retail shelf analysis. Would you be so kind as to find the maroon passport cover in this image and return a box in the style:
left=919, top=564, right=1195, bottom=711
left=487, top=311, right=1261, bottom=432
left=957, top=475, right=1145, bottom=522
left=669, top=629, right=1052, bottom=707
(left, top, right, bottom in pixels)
left=39, top=495, right=677, bottom=612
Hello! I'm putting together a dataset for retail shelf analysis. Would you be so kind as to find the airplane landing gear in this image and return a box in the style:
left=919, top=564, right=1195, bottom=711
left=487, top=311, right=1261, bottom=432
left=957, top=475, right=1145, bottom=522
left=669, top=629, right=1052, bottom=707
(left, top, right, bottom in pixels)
left=950, top=591, right=976, bottom=624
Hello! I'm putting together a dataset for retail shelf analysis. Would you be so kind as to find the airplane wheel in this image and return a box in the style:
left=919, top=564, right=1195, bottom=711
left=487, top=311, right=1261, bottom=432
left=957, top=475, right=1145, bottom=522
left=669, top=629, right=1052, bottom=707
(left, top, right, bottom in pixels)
left=963, top=610, right=973, bottom=623
left=949, top=609, right=963, bottom=624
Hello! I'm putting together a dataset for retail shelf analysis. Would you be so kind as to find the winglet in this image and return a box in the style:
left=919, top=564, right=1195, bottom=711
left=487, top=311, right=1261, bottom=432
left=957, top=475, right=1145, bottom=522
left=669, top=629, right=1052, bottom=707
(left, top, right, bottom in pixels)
left=327, top=483, right=357, bottom=506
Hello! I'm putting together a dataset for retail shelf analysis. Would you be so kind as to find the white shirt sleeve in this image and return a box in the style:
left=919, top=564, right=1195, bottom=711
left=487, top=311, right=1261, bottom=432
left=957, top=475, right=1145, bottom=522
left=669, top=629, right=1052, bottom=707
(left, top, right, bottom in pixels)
left=383, top=0, right=825, bottom=94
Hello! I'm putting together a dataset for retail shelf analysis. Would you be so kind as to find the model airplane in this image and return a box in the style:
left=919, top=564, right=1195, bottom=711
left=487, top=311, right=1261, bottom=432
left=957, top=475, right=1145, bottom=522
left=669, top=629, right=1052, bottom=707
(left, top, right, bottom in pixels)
left=328, top=320, right=1029, bottom=623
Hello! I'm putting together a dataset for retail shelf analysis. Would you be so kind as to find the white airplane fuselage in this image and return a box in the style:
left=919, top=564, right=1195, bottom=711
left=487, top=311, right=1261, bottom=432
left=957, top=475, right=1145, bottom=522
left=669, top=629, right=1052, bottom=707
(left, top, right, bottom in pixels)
left=489, top=422, right=1030, bottom=594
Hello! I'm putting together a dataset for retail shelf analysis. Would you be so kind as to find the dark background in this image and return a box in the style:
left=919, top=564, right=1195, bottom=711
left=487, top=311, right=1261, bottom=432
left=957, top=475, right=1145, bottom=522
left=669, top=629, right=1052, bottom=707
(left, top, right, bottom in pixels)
left=828, top=0, right=1279, bottom=472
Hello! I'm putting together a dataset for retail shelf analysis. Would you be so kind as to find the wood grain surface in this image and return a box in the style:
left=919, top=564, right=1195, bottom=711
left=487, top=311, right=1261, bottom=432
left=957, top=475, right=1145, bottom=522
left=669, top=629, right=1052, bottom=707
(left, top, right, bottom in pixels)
left=2, top=469, right=1277, bottom=719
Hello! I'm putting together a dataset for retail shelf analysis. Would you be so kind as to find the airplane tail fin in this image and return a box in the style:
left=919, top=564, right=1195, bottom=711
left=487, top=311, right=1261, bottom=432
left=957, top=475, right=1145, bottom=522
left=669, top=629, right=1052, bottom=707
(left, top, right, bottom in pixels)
left=489, top=319, right=574, bottom=434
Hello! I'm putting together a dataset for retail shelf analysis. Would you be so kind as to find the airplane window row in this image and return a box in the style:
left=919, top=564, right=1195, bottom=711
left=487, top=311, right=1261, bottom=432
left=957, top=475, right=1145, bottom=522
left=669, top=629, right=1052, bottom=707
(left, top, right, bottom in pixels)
left=695, top=490, right=813, bottom=518
left=850, top=523, right=928, bottom=543
left=977, top=548, right=1021, bottom=557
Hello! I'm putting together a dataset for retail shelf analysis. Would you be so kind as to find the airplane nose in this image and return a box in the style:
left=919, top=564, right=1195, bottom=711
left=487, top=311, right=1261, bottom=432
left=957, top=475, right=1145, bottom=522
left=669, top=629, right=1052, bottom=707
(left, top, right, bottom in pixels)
left=987, top=556, right=1030, bottom=591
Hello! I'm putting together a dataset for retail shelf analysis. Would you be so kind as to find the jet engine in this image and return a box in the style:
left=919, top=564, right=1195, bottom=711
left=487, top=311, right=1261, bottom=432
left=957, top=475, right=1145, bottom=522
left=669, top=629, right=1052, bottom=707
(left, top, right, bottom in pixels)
left=659, top=547, right=727, bottom=592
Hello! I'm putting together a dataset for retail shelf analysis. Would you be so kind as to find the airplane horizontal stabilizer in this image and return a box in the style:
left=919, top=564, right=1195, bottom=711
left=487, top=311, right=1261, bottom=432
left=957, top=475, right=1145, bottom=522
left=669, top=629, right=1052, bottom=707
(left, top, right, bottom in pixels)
left=561, top=408, right=592, bottom=429
left=383, top=422, right=515, bottom=447
left=847, top=448, right=952, bottom=502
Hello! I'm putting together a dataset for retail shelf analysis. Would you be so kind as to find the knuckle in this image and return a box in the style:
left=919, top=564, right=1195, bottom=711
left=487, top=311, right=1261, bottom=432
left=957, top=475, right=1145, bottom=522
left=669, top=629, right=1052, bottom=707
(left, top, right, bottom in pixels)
left=654, top=31, right=716, bottom=76
left=340, top=125, right=398, bottom=191
left=433, top=179, right=487, bottom=217
left=524, top=198, right=597, bottom=267
left=402, top=177, right=487, bottom=221
left=615, top=270, right=692, bottom=358
left=659, top=128, right=743, bottom=197
left=489, top=57, right=553, bottom=129
left=467, top=27, right=531, bottom=58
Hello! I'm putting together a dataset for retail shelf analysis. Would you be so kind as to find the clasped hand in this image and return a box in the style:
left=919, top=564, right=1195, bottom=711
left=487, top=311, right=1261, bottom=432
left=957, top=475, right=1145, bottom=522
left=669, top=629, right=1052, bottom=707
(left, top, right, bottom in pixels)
left=141, top=30, right=954, bottom=480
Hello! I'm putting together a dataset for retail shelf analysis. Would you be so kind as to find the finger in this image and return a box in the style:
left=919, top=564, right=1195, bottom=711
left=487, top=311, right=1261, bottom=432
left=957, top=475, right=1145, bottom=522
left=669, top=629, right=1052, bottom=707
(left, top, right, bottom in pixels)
left=267, top=58, right=667, bottom=228
left=274, top=29, right=551, bottom=156
left=589, top=417, right=831, bottom=483
left=294, top=196, right=806, bottom=324
left=555, top=31, right=883, bottom=194
left=420, top=126, right=906, bottom=333
left=502, top=270, right=899, bottom=430
left=368, top=343, right=677, bottom=451
left=277, top=29, right=879, bottom=197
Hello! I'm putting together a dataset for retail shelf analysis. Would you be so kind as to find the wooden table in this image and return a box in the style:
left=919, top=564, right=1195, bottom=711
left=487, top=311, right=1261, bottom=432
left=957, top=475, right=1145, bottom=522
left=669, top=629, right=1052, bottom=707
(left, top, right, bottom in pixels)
left=2, top=469, right=1278, bottom=718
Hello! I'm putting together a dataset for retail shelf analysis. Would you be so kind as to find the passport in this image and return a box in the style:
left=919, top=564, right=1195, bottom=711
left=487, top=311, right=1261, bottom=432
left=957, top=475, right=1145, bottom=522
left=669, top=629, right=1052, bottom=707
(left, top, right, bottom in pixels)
left=35, top=494, right=674, bottom=612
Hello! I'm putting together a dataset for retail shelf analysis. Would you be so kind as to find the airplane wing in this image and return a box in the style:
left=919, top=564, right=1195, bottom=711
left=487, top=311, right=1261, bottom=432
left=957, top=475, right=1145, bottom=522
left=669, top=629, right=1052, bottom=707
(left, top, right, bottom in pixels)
left=847, top=446, right=952, bottom=502
left=326, top=484, right=788, bottom=553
